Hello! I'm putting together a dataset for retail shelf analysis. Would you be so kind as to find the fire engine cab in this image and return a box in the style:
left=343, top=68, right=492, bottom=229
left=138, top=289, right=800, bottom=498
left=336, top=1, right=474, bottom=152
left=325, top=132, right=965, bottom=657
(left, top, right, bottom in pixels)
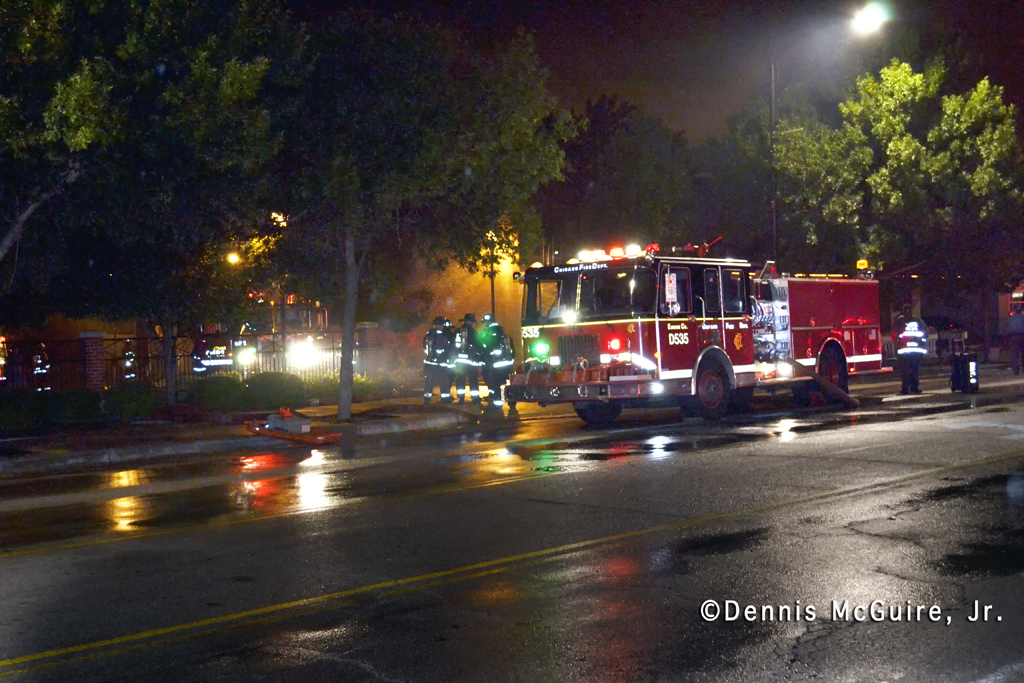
left=503, top=244, right=886, bottom=424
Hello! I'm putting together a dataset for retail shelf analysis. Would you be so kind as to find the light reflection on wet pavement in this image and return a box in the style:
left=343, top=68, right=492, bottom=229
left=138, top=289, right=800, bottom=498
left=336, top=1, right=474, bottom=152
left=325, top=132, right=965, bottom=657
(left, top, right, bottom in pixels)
left=5, top=381, right=1024, bottom=680
left=0, top=389, right=1014, bottom=552
left=156, top=457, right=1024, bottom=682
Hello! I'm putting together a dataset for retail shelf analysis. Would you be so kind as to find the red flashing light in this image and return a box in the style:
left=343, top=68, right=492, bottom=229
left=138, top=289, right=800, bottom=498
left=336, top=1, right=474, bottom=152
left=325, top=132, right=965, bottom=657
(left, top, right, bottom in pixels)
left=609, top=247, right=625, bottom=258
left=645, top=243, right=660, bottom=253
left=608, top=338, right=622, bottom=351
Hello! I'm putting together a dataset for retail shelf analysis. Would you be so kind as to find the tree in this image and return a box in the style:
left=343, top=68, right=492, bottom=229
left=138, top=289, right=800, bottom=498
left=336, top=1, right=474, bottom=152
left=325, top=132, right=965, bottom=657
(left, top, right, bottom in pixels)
left=759, top=58, right=1023, bottom=339
left=0, top=0, right=300, bottom=402
left=536, top=97, right=694, bottom=257
left=691, top=107, right=772, bottom=261
left=774, top=113, right=872, bottom=271
left=274, top=15, right=571, bottom=421
left=0, top=0, right=114, bottom=268
left=840, top=61, right=1022, bottom=289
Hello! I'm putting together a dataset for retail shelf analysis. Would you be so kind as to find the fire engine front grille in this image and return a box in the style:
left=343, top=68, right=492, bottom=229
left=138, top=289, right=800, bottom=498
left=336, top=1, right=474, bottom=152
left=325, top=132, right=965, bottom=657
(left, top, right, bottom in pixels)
left=558, top=334, right=600, bottom=367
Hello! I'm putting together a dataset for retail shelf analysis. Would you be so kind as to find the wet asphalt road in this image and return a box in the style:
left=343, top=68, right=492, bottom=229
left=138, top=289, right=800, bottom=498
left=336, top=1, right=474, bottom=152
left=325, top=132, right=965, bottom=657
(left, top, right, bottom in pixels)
left=3, top=367, right=1024, bottom=681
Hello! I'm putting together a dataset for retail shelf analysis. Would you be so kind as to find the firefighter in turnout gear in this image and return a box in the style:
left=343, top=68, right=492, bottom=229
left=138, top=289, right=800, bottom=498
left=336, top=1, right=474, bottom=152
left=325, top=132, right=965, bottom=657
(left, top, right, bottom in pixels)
left=479, top=313, right=515, bottom=407
left=894, top=303, right=928, bottom=394
left=440, top=317, right=456, bottom=396
left=423, top=317, right=455, bottom=403
left=453, top=313, right=483, bottom=403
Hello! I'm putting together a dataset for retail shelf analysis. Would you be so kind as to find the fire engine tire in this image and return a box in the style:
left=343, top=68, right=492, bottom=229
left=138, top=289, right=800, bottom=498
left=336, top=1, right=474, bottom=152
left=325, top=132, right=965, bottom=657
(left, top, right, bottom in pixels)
left=695, top=362, right=730, bottom=420
left=818, top=347, right=849, bottom=396
left=573, top=402, right=622, bottom=426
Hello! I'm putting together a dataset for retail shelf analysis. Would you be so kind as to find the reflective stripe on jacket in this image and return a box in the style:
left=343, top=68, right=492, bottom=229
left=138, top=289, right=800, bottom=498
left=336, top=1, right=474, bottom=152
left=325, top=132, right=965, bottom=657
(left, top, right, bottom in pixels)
left=896, top=317, right=928, bottom=355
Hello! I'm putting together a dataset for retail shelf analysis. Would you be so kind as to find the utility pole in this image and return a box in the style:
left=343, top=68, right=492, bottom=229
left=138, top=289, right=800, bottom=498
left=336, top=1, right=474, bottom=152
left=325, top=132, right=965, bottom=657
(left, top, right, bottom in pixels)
left=770, top=56, right=778, bottom=267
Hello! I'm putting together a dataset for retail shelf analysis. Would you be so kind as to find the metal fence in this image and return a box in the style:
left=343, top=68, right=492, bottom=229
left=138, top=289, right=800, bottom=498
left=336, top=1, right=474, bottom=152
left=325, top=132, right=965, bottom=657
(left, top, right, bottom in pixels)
left=0, top=333, right=371, bottom=395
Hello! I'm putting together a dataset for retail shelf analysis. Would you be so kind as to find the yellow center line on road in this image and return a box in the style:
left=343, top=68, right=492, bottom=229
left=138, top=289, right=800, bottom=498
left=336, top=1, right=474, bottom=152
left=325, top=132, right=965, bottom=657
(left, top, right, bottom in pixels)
left=3, top=448, right=1024, bottom=675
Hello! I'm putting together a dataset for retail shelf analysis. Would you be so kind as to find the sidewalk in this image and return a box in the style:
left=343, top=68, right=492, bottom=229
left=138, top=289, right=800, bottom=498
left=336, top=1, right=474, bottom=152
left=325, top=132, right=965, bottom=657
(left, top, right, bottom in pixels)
left=2, top=361, right=1015, bottom=477
left=0, top=395, right=551, bottom=477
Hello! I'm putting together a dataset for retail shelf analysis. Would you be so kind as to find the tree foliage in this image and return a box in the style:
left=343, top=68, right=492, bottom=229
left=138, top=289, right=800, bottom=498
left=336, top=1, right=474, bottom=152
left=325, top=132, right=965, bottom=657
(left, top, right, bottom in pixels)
left=1, top=0, right=299, bottom=403
left=536, top=96, right=694, bottom=257
left=690, top=107, right=771, bottom=260
left=740, top=58, right=1024, bottom=283
left=1, top=0, right=295, bottom=324
left=273, top=14, right=571, bottom=419
left=836, top=60, right=1022, bottom=283
left=774, top=112, right=872, bottom=270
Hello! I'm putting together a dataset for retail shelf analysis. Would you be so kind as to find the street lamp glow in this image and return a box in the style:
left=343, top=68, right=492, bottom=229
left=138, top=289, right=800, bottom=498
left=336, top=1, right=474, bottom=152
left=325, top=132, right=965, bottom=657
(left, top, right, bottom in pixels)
left=851, top=3, right=888, bottom=36
left=226, top=252, right=241, bottom=265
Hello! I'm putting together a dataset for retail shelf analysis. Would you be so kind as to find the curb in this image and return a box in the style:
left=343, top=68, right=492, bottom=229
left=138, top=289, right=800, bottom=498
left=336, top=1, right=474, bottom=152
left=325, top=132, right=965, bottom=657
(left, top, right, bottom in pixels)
left=0, top=436, right=273, bottom=476
left=0, top=412, right=477, bottom=476
left=355, top=411, right=472, bottom=436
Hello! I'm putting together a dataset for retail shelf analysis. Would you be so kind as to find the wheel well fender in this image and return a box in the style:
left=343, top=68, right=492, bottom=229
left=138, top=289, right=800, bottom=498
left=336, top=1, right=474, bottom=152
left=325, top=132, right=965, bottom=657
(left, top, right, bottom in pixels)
left=690, top=346, right=735, bottom=395
left=817, top=339, right=847, bottom=373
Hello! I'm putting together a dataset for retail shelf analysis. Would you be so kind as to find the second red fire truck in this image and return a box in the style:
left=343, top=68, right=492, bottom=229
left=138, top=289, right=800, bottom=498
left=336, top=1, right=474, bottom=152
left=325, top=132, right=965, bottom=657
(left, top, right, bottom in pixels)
left=503, top=243, right=886, bottom=424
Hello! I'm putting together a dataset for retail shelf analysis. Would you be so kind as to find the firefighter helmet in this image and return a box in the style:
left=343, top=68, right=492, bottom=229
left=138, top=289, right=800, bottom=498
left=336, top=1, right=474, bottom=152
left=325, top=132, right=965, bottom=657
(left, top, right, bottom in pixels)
left=432, top=316, right=446, bottom=326
left=462, top=313, right=477, bottom=323
left=481, top=313, right=495, bottom=324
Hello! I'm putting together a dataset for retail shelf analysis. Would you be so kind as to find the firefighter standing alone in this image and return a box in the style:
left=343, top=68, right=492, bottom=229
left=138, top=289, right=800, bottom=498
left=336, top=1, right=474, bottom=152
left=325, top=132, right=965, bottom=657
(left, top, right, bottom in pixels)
left=453, top=313, right=483, bottom=403
left=479, top=313, right=516, bottom=407
left=894, top=303, right=928, bottom=394
left=423, top=316, right=454, bottom=403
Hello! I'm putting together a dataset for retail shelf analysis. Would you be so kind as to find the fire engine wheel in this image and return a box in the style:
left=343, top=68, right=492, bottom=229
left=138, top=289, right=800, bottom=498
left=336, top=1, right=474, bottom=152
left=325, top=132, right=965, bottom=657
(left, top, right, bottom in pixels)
left=695, top=362, right=730, bottom=420
left=573, top=401, right=622, bottom=426
left=818, top=347, right=849, bottom=395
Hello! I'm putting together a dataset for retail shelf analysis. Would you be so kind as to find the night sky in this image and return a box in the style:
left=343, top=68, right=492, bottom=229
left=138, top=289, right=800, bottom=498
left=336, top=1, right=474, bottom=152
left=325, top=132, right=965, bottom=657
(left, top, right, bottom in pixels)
left=304, top=0, right=1024, bottom=141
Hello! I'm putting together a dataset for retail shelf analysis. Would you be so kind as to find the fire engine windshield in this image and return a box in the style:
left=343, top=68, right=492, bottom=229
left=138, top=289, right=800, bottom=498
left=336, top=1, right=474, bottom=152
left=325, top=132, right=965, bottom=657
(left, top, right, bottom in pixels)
left=579, top=268, right=657, bottom=320
left=522, top=266, right=657, bottom=325
left=522, top=273, right=578, bottom=325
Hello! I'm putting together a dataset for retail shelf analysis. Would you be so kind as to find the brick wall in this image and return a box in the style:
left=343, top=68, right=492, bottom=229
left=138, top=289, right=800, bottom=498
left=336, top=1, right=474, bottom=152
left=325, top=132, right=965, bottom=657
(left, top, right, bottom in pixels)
left=79, top=331, right=105, bottom=391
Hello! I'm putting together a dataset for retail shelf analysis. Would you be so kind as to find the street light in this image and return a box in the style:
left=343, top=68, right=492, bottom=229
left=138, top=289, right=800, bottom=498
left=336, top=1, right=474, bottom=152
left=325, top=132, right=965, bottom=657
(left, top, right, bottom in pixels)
left=851, top=3, right=889, bottom=36
left=769, top=4, right=888, bottom=267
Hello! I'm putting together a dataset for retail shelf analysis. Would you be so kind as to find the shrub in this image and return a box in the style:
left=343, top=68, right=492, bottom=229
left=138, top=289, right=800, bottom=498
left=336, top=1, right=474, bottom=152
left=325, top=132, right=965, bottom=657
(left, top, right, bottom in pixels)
left=301, top=373, right=405, bottom=406
left=186, top=373, right=246, bottom=411
left=352, top=373, right=399, bottom=402
left=306, top=376, right=339, bottom=405
left=244, top=372, right=306, bottom=410
left=0, top=390, right=46, bottom=432
left=103, top=384, right=166, bottom=421
left=0, top=389, right=107, bottom=433
left=45, top=389, right=104, bottom=424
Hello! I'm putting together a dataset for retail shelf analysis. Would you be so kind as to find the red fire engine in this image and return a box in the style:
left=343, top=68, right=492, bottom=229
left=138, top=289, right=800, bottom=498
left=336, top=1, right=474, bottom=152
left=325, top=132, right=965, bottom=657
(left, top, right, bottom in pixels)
left=503, top=244, right=887, bottom=424
left=752, top=268, right=886, bottom=404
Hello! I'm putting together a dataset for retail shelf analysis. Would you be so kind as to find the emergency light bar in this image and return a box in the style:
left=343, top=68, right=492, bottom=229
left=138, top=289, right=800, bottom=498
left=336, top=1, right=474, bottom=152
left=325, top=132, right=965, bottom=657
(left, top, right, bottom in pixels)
left=571, top=238, right=722, bottom=265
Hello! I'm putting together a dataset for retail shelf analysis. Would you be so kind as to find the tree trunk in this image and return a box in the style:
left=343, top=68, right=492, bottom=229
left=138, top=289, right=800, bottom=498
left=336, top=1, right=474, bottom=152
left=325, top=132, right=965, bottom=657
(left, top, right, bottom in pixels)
left=1, top=198, right=47, bottom=265
left=162, top=324, right=179, bottom=406
left=337, top=230, right=360, bottom=421
left=0, top=167, right=80, bottom=264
